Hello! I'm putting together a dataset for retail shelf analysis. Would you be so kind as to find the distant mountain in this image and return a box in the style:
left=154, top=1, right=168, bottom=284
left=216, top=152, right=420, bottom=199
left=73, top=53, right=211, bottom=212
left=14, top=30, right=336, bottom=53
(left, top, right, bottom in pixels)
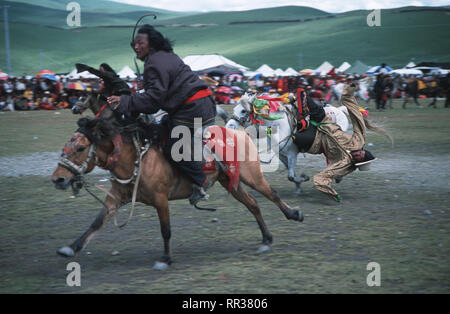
left=6, top=0, right=184, bottom=14
left=0, top=0, right=191, bottom=28
left=0, top=2, right=449, bottom=75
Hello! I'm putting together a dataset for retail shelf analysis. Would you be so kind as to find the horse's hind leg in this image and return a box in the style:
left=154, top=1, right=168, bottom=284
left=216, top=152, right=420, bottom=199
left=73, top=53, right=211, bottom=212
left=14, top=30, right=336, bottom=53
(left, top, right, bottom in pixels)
left=239, top=166, right=304, bottom=222
left=218, top=176, right=273, bottom=248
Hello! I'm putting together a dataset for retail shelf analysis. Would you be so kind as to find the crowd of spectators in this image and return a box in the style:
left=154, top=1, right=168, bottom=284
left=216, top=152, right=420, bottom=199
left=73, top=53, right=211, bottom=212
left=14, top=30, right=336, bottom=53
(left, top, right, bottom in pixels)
left=0, top=76, right=138, bottom=111
left=1, top=68, right=448, bottom=111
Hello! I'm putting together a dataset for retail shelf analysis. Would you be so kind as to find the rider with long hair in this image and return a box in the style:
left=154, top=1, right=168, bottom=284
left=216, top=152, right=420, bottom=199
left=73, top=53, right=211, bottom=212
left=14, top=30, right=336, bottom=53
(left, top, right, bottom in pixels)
left=107, top=24, right=217, bottom=206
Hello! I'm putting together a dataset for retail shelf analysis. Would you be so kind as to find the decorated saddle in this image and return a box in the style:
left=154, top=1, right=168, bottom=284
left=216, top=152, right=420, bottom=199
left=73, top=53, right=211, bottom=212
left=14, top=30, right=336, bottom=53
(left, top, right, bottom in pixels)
left=202, top=126, right=240, bottom=192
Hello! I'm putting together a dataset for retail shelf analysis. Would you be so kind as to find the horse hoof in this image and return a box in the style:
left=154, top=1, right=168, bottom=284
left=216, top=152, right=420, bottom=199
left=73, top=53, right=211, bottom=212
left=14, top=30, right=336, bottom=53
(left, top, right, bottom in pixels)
left=57, top=246, right=75, bottom=257
left=292, top=207, right=304, bottom=222
left=300, top=174, right=310, bottom=182
left=257, top=245, right=271, bottom=253
left=153, top=261, right=169, bottom=271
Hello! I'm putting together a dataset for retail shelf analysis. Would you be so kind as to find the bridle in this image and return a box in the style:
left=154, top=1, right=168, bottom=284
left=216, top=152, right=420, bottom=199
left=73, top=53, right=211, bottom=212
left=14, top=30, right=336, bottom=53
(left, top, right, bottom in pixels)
left=58, top=130, right=98, bottom=194
left=72, top=95, right=92, bottom=114
left=73, top=93, right=112, bottom=118
left=57, top=127, right=150, bottom=228
left=230, top=110, right=251, bottom=127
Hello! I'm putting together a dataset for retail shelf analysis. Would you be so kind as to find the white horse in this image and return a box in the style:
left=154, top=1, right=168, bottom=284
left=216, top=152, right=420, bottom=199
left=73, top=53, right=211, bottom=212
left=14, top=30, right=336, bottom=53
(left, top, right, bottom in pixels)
left=148, top=104, right=229, bottom=124
left=225, top=94, right=349, bottom=195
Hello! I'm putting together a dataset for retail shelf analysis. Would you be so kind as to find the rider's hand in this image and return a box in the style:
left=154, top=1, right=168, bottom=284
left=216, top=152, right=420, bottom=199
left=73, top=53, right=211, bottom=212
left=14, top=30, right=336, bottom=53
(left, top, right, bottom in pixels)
left=107, top=96, right=121, bottom=110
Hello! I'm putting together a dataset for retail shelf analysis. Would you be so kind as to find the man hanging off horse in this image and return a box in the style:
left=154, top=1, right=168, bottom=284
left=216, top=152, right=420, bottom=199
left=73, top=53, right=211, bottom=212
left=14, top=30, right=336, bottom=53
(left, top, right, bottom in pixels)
left=295, top=84, right=376, bottom=202
left=106, top=24, right=217, bottom=206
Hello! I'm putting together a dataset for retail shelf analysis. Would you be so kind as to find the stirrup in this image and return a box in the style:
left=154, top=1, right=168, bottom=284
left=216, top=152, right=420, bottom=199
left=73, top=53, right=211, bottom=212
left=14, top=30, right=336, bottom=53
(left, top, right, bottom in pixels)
left=189, top=186, right=209, bottom=206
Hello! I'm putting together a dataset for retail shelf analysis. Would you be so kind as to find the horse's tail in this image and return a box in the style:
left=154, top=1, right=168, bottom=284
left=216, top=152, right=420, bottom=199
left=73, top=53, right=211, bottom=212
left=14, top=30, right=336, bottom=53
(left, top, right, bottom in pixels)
left=363, top=116, right=394, bottom=148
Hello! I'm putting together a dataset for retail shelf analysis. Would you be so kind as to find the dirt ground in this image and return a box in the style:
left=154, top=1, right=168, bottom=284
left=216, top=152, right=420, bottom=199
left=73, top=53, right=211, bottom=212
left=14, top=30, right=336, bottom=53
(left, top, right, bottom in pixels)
left=0, top=100, right=449, bottom=293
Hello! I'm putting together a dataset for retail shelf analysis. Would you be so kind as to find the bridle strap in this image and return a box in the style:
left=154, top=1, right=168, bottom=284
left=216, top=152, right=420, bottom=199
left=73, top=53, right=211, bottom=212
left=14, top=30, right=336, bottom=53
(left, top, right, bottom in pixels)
left=58, top=143, right=96, bottom=176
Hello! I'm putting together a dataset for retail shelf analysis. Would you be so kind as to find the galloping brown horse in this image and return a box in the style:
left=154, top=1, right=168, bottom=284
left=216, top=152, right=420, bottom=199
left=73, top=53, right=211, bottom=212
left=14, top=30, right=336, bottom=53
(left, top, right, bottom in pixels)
left=51, top=113, right=303, bottom=270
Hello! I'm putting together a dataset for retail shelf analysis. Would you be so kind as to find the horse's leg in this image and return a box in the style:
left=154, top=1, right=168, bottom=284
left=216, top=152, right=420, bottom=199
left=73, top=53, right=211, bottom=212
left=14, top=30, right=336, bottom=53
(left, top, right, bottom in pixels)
left=217, top=176, right=273, bottom=251
left=57, top=192, right=121, bottom=257
left=279, top=153, right=301, bottom=195
left=428, top=93, right=437, bottom=108
left=152, top=193, right=172, bottom=270
left=414, top=93, right=421, bottom=107
left=280, top=146, right=309, bottom=195
left=402, top=94, right=409, bottom=109
left=239, top=165, right=304, bottom=222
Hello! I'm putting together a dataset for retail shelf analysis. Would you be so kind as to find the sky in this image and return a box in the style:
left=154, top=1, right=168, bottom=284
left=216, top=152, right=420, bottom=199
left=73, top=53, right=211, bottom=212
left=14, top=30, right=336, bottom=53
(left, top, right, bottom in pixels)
left=111, top=0, right=450, bottom=13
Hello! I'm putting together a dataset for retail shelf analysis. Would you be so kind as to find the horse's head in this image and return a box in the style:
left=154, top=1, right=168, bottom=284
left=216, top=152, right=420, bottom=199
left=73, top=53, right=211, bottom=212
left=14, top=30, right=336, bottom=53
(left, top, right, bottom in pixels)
left=72, top=94, right=92, bottom=114
left=225, top=93, right=255, bottom=129
left=51, top=117, right=114, bottom=191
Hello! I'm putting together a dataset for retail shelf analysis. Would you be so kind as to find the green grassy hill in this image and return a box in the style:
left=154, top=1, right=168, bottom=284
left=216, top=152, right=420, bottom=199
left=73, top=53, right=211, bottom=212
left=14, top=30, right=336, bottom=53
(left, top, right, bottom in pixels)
left=6, top=0, right=183, bottom=14
left=0, top=0, right=190, bottom=28
left=0, top=1, right=449, bottom=76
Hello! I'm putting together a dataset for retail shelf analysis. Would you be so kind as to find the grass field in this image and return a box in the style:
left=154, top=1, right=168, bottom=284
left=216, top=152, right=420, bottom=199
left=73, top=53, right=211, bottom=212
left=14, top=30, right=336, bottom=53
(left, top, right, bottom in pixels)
left=1, top=1, right=449, bottom=75
left=0, top=99, right=449, bottom=293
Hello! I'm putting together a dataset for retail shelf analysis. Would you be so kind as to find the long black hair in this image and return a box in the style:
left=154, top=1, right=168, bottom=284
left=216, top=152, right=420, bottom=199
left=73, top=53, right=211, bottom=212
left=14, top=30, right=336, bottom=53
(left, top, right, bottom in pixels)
left=137, top=24, right=173, bottom=52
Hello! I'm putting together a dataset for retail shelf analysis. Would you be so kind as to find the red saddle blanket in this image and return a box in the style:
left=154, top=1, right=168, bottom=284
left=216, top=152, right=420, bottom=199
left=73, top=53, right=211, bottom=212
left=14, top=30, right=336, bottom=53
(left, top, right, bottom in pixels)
left=202, top=126, right=240, bottom=192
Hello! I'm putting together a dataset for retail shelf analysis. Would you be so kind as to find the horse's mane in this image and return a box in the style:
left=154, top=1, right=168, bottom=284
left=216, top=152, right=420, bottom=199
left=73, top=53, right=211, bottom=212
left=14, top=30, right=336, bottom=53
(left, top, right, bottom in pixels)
left=77, top=117, right=165, bottom=148
left=117, top=119, right=166, bottom=148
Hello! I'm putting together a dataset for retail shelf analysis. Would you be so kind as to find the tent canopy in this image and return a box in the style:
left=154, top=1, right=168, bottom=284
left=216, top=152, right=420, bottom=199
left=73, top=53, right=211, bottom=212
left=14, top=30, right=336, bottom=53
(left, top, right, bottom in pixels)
left=315, top=61, right=334, bottom=75
left=284, top=67, right=299, bottom=76
left=183, top=54, right=249, bottom=74
left=346, top=60, right=370, bottom=76
left=336, top=62, right=351, bottom=73
left=65, top=68, right=98, bottom=79
left=391, top=68, right=422, bottom=76
left=118, top=66, right=137, bottom=80
left=254, top=64, right=275, bottom=77
left=274, top=68, right=286, bottom=76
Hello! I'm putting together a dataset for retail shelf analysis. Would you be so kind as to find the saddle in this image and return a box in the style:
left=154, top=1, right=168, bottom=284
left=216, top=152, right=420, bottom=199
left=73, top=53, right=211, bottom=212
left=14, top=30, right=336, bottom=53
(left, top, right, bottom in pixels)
left=143, top=119, right=240, bottom=192
left=293, top=124, right=317, bottom=153
left=202, top=126, right=240, bottom=192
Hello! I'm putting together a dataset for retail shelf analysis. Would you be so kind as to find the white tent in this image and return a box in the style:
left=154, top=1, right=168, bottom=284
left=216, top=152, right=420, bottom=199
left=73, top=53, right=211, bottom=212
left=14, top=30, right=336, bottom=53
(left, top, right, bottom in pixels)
left=64, top=69, right=78, bottom=79
left=254, top=64, right=276, bottom=77
left=284, top=67, right=299, bottom=76
left=78, top=71, right=98, bottom=79
left=242, top=70, right=258, bottom=78
left=118, top=66, right=137, bottom=80
left=315, top=61, right=334, bottom=75
left=274, top=68, right=286, bottom=76
left=391, top=68, right=423, bottom=76
left=183, top=54, right=249, bottom=74
left=337, top=62, right=351, bottom=73
left=65, top=68, right=98, bottom=79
